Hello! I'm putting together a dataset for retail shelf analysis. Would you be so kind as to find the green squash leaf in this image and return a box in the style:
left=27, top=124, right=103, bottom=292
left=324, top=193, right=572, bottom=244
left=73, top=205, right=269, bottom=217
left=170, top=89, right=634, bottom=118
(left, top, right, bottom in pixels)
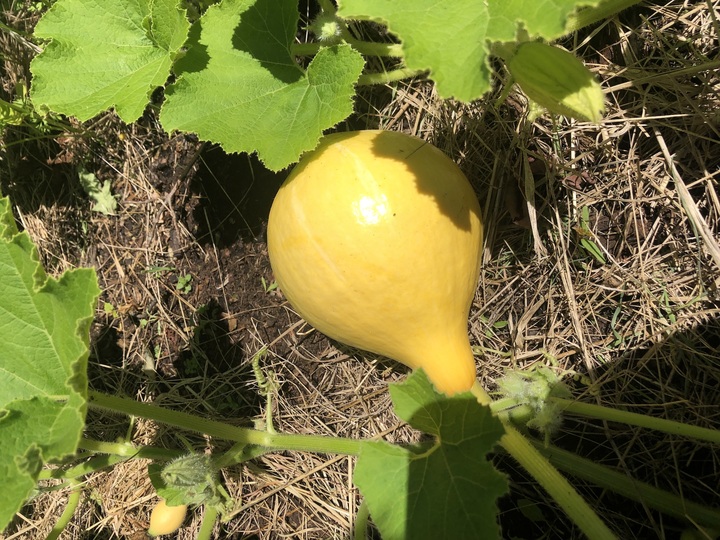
left=354, top=370, right=508, bottom=539
left=337, top=0, right=602, bottom=101
left=507, top=41, right=605, bottom=121
left=30, top=0, right=190, bottom=122
left=160, top=0, right=365, bottom=171
left=0, top=196, right=100, bottom=529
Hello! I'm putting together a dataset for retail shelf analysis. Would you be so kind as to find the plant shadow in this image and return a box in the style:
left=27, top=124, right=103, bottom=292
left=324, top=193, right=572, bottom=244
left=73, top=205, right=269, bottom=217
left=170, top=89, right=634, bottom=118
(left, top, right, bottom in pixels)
left=494, top=314, right=720, bottom=538
left=190, top=145, right=288, bottom=247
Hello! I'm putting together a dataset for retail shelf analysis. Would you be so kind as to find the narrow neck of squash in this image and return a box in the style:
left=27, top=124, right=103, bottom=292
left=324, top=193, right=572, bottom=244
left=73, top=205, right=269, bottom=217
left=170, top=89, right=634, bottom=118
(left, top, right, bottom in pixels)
left=404, top=335, right=477, bottom=396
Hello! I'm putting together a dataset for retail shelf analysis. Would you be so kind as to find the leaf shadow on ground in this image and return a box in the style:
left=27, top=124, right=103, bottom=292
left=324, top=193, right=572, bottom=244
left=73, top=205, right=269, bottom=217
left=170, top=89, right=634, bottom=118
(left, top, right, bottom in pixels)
left=494, top=315, right=720, bottom=539
left=89, top=308, right=261, bottom=422
left=0, top=131, right=85, bottom=213
left=190, top=146, right=288, bottom=247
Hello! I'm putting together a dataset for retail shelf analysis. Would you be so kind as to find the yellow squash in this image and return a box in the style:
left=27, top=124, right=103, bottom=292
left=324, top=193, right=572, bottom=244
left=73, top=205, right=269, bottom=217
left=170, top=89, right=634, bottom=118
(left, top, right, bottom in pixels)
left=267, top=130, right=483, bottom=395
left=148, top=499, right=187, bottom=537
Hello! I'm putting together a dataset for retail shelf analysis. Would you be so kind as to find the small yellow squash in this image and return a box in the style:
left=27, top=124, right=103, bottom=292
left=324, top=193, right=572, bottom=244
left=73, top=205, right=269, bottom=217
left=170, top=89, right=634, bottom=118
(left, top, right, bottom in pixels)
left=148, top=499, right=187, bottom=537
left=267, top=130, right=483, bottom=395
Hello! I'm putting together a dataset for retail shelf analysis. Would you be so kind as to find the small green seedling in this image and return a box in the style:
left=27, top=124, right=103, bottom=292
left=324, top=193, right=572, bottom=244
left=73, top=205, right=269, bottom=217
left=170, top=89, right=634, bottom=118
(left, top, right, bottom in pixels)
left=261, top=276, right=278, bottom=293
left=145, top=265, right=176, bottom=275
left=575, top=206, right=606, bottom=264
left=103, top=302, right=119, bottom=318
left=176, top=273, right=193, bottom=294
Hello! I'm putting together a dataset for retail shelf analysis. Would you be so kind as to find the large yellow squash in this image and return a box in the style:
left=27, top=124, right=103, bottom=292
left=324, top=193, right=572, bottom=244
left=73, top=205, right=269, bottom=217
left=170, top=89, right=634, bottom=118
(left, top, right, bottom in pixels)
left=267, top=130, right=483, bottom=395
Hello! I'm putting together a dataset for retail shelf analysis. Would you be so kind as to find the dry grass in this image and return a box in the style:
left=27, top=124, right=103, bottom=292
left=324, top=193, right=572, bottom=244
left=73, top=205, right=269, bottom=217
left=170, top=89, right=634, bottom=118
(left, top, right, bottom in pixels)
left=2, top=0, right=720, bottom=538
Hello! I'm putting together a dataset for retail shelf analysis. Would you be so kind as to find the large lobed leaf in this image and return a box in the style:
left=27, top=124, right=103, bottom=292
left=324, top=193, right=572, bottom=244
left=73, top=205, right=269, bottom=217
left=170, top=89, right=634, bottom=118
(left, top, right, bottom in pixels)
left=30, top=0, right=190, bottom=122
left=28, top=0, right=602, bottom=168
left=0, top=196, right=100, bottom=529
left=338, top=0, right=602, bottom=101
left=354, top=370, right=508, bottom=539
left=30, top=0, right=364, bottom=170
left=159, top=0, right=365, bottom=171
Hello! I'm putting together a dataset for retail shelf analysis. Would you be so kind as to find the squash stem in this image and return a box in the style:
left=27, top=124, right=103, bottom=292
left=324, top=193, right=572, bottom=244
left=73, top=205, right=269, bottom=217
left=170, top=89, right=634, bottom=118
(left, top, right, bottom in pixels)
left=38, top=440, right=182, bottom=480
left=197, top=505, right=218, bottom=540
left=73, top=438, right=130, bottom=456
left=549, top=397, right=720, bottom=444
left=213, top=442, right=271, bottom=470
left=471, top=382, right=617, bottom=540
left=531, top=440, right=720, bottom=529
left=291, top=40, right=403, bottom=59
left=88, top=390, right=363, bottom=456
left=316, top=0, right=336, bottom=14
left=46, top=479, right=82, bottom=540
left=354, top=499, right=371, bottom=540
left=358, top=68, right=426, bottom=87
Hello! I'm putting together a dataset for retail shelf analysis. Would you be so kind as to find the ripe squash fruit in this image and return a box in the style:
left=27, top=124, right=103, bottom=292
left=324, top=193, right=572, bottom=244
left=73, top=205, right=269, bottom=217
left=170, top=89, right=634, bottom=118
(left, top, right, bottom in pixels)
left=267, top=130, right=483, bottom=395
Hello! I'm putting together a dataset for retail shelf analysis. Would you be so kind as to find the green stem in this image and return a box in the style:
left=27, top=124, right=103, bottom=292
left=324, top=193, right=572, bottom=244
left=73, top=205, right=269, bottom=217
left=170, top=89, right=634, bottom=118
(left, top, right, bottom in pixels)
left=489, top=396, right=524, bottom=413
left=316, top=0, right=335, bottom=14
left=551, top=397, right=720, bottom=444
left=354, top=499, right=371, bottom=540
left=197, top=506, right=219, bottom=540
left=77, top=437, right=144, bottom=457
left=88, top=390, right=362, bottom=456
left=46, top=480, right=82, bottom=540
left=566, top=0, right=644, bottom=33
left=213, top=443, right=271, bottom=470
left=347, top=40, right=404, bottom=58
left=78, top=437, right=182, bottom=459
left=40, top=441, right=182, bottom=481
left=40, top=454, right=119, bottom=481
left=252, top=349, right=277, bottom=434
left=532, top=440, right=720, bottom=529
left=471, top=382, right=617, bottom=540
left=291, top=40, right=403, bottom=58
left=358, top=68, right=426, bottom=87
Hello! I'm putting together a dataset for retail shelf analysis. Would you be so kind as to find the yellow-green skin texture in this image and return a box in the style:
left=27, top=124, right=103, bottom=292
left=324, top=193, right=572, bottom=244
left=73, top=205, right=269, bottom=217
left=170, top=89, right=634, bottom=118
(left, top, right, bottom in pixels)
left=148, top=499, right=187, bottom=537
left=267, top=130, right=483, bottom=395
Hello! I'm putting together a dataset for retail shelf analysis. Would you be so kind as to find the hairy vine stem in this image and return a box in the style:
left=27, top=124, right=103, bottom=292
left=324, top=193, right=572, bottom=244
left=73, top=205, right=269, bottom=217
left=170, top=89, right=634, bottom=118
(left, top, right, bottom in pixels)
left=87, top=390, right=363, bottom=456
left=550, top=397, right=720, bottom=444
left=46, top=479, right=82, bottom=540
left=291, top=40, right=403, bottom=59
left=197, top=506, right=218, bottom=540
left=471, top=382, right=618, bottom=540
